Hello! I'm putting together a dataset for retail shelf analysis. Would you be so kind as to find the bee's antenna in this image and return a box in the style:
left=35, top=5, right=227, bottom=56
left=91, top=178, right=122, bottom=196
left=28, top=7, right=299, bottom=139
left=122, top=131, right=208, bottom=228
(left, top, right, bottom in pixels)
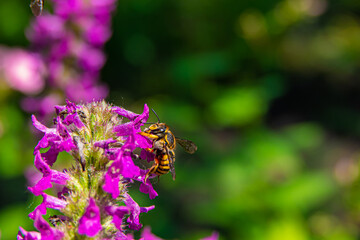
left=144, top=122, right=156, bottom=125
left=151, top=108, right=161, bottom=123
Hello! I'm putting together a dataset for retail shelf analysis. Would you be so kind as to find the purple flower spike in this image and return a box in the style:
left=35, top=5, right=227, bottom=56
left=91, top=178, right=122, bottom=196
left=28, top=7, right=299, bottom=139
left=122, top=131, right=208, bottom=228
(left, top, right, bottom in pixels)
left=78, top=198, right=102, bottom=237
left=124, top=193, right=155, bottom=230
left=29, top=193, right=67, bottom=219
left=34, top=210, right=64, bottom=240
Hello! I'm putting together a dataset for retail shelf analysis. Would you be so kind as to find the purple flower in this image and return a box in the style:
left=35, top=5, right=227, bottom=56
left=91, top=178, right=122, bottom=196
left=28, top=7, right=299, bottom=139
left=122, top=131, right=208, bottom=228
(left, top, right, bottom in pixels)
left=56, top=100, right=85, bottom=128
left=103, top=173, right=122, bottom=199
left=94, top=139, right=117, bottom=149
left=26, top=15, right=65, bottom=46
left=113, top=104, right=149, bottom=125
left=112, top=107, right=141, bottom=121
left=113, top=104, right=152, bottom=149
left=139, top=179, right=158, bottom=200
left=21, top=94, right=62, bottom=121
left=78, top=198, right=102, bottom=237
left=140, top=149, right=155, bottom=163
left=33, top=210, right=64, bottom=240
left=29, top=193, right=67, bottom=219
left=28, top=151, right=69, bottom=195
left=2, top=48, right=45, bottom=95
left=85, top=22, right=112, bottom=46
left=102, top=150, right=141, bottom=198
left=124, top=194, right=155, bottom=230
left=17, top=227, right=41, bottom=240
left=105, top=205, right=129, bottom=230
left=77, top=45, right=106, bottom=72
left=21, top=0, right=115, bottom=118
left=32, top=114, right=76, bottom=166
left=65, top=77, right=108, bottom=102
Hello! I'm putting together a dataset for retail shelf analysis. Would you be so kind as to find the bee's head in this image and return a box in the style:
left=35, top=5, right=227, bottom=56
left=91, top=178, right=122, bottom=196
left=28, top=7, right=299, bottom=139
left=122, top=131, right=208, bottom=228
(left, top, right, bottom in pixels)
left=145, top=123, right=168, bottom=137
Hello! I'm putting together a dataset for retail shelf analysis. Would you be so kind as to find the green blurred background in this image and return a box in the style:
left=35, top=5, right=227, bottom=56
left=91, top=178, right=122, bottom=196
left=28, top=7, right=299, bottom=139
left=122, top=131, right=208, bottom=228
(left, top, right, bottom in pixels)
left=2, top=0, right=360, bottom=239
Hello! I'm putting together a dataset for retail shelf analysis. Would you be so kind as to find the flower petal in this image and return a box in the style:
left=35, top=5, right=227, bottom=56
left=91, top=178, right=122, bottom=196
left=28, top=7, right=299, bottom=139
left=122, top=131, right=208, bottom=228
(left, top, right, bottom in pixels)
left=124, top=193, right=154, bottom=230
left=139, top=180, right=158, bottom=200
left=17, top=227, right=41, bottom=240
left=34, top=210, right=64, bottom=240
left=29, top=193, right=67, bottom=220
left=102, top=173, right=121, bottom=199
left=105, top=205, right=129, bottom=230
left=78, top=198, right=102, bottom=237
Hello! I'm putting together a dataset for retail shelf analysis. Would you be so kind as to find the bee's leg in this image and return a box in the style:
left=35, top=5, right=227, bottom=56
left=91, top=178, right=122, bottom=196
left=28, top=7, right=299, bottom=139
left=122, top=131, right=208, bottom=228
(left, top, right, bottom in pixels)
left=145, top=163, right=158, bottom=182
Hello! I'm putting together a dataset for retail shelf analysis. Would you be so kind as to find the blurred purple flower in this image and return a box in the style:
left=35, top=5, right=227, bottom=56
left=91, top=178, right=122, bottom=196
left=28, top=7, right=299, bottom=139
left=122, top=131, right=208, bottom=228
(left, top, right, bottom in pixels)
left=1, top=49, right=45, bottom=95
left=21, top=94, right=62, bottom=121
left=26, top=15, right=65, bottom=46
left=17, top=0, right=116, bottom=118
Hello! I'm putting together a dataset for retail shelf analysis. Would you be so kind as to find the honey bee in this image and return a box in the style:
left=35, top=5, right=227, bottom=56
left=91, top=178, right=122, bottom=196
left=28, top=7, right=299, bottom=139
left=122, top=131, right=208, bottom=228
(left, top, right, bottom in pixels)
left=30, top=0, right=43, bottom=16
left=139, top=110, right=197, bottom=181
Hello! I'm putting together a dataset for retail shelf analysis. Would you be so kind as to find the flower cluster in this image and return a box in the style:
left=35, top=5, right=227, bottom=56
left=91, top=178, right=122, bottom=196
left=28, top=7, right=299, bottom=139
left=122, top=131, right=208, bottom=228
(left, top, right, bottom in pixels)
left=21, top=0, right=115, bottom=120
left=18, top=101, right=158, bottom=239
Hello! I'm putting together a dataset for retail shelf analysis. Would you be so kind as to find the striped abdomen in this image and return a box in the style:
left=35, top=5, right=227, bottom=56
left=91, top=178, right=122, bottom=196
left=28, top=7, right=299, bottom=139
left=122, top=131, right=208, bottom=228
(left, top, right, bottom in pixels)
left=152, top=150, right=175, bottom=176
left=154, top=153, right=170, bottom=175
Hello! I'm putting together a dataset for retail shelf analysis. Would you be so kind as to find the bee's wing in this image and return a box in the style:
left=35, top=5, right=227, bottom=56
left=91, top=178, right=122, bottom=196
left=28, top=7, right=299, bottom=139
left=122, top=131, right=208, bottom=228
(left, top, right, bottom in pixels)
left=30, top=0, right=43, bottom=16
left=176, top=138, right=197, bottom=154
left=167, top=149, right=176, bottom=180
